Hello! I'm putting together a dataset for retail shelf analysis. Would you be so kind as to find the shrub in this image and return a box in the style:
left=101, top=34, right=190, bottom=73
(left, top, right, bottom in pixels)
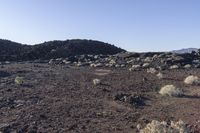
left=184, top=75, right=200, bottom=85
left=170, top=65, right=179, bottom=69
left=184, top=64, right=191, bottom=69
left=147, top=68, right=157, bottom=74
left=156, top=72, right=163, bottom=79
left=159, top=85, right=183, bottom=97
left=144, top=57, right=152, bottom=62
left=129, top=65, right=141, bottom=71
left=142, top=63, right=150, bottom=68
left=93, top=79, right=101, bottom=86
left=140, top=120, right=190, bottom=133
left=15, top=76, right=24, bottom=85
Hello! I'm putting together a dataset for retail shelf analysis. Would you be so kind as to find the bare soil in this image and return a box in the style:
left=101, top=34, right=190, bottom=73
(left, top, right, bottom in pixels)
left=0, top=63, right=200, bottom=133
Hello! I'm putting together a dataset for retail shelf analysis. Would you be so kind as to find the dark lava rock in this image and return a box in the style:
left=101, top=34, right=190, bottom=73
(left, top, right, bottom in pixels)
left=114, top=93, right=130, bottom=102
left=0, top=71, right=11, bottom=78
left=140, top=52, right=163, bottom=58
left=114, top=93, right=147, bottom=107
left=0, top=98, right=18, bottom=109
left=129, top=94, right=146, bottom=107
left=116, top=52, right=140, bottom=59
left=0, top=123, right=11, bottom=133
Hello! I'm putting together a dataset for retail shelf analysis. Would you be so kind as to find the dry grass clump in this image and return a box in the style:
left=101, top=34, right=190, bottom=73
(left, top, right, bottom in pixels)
left=184, top=75, right=200, bottom=85
left=170, top=65, right=179, bottom=69
left=184, top=64, right=191, bottom=69
left=159, top=85, right=183, bottom=97
left=15, top=76, right=24, bottom=85
left=129, top=65, right=141, bottom=71
left=93, top=79, right=101, bottom=86
left=142, top=63, right=150, bottom=68
left=147, top=68, right=157, bottom=74
left=156, top=72, right=163, bottom=79
left=140, top=120, right=190, bottom=133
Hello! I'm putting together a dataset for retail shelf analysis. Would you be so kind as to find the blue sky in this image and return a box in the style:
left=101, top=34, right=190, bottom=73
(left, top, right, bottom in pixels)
left=0, top=0, right=200, bottom=52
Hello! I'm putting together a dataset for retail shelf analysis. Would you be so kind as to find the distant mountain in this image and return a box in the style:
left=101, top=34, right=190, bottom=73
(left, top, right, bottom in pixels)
left=171, top=48, right=198, bottom=54
left=0, top=39, right=125, bottom=61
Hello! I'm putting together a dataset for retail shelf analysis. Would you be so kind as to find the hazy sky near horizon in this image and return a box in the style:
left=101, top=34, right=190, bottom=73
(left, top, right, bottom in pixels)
left=0, top=0, right=200, bottom=52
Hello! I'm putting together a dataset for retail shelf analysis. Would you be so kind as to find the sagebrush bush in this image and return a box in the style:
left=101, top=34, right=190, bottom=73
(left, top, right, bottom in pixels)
left=93, top=79, right=101, bottom=86
left=147, top=68, right=157, bottom=74
left=184, top=75, right=200, bottom=85
left=15, top=76, right=24, bottom=85
left=129, top=65, right=141, bottom=71
left=140, top=120, right=190, bottom=133
left=143, top=63, right=150, bottom=68
left=184, top=64, right=191, bottom=69
left=170, top=65, right=179, bottom=69
left=156, top=72, right=163, bottom=79
left=159, top=85, right=183, bottom=97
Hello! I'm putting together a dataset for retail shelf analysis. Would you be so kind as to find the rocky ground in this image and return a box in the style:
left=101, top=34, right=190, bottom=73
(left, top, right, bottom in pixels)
left=47, top=51, right=200, bottom=70
left=0, top=57, right=200, bottom=132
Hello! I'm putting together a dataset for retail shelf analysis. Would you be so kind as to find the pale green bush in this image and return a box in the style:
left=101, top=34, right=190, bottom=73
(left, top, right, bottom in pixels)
left=184, top=75, right=200, bottom=85
left=170, top=65, right=179, bottom=69
left=159, top=85, right=183, bottom=97
left=93, top=79, right=101, bottom=86
left=147, top=68, right=157, bottom=74
left=15, top=76, right=24, bottom=85
left=156, top=72, right=163, bottom=79
left=140, top=120, right=190, bottom=133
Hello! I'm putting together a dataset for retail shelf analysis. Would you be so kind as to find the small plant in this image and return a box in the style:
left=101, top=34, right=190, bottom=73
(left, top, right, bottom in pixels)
left=140, top=120, right=190, bottom=133
left=159, top=85, right=183, bottom=97
left=170, top=65, right=179, bottom=69
left=15, top=76, right=24, bottom=85
left=156, top=72, right=163, bottom=79
left=93, top=79, right=101, bottom=86
left=147, top=68, right=157, bottom=74
left=184, top=75, right=200, bottom=85
left=129, top=65, right=141, bottom=71
left=144, top=57, right=152, bottom=62
left=184, top=64, right=191, bottom=69
left=142, top=63, right=150, bottom=68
